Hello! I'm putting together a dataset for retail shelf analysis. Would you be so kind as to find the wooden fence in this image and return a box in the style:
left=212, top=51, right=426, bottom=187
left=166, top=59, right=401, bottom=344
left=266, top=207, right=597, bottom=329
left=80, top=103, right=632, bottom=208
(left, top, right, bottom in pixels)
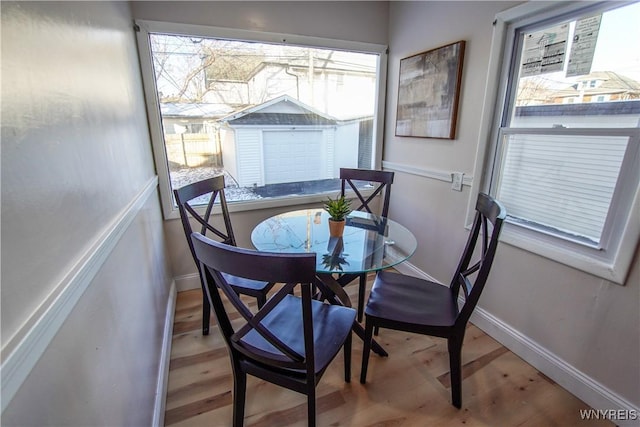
left=165, top=133, right=223, bottom=168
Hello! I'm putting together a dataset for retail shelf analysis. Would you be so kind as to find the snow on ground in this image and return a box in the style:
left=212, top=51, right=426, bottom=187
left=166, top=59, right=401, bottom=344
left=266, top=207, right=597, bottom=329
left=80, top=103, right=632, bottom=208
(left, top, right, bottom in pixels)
left=170, top=167, right=261, bottom=202
left=170, top=166, right=343, bottom=204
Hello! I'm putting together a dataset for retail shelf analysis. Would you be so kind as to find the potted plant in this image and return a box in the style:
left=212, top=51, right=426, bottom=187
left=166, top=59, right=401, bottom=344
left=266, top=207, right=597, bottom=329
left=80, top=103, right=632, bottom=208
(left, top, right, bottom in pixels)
left=323, top=195, right=352, bottom=237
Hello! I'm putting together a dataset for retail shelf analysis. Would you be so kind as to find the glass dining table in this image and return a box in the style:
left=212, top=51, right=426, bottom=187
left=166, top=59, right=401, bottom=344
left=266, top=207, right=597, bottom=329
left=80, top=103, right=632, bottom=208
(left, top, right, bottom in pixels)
left=251, top=208, right=417, bottom=356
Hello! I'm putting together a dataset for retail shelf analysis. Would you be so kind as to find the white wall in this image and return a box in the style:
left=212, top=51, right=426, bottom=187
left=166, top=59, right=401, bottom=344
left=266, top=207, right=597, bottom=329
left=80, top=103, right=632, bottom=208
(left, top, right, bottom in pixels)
left=385, top=0, right=639, bottom=414
left=131, top=0, right=389, bottom=45
left=1, top=1, right=173, bottom=425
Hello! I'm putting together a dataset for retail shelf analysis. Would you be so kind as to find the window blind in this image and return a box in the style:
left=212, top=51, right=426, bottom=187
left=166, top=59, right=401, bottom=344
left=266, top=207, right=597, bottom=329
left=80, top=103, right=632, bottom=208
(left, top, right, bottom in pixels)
left=496, top=132, right=628, bottom=243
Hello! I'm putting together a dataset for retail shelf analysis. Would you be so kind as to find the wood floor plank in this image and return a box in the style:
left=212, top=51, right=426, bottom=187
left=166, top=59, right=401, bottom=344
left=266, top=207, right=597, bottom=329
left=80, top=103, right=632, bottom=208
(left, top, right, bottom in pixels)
left=170, top=347, right=230, bottom=370
left=246, top=390, right=346, bottom=427
left=169, top=330, right=223, bottom=358
left=165, top=390, right=233, bottom=426
left=437, top=346, right=510, bottom=388
left=167, top=373, right=233, bottom=404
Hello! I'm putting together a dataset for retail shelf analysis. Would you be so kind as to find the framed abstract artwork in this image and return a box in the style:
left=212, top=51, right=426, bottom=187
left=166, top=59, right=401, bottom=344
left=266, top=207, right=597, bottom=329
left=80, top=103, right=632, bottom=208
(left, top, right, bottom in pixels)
left=395, top=40, right=465, bottom=139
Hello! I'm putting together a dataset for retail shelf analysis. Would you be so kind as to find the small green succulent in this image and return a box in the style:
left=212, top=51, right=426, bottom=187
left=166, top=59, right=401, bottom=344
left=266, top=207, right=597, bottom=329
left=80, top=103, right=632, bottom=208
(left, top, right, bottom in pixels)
left=323, top=195, right=352, bottom=221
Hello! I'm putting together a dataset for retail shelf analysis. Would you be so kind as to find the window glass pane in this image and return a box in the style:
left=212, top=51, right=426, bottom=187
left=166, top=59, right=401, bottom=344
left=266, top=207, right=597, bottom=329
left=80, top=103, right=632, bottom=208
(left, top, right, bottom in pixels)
left=493, top=2, right=640, bottom=248
left=495, top=132, right=629, bottom=245
left=509, top=2, right=640, bottom=128
left=148, top=34, right=379, bottom=203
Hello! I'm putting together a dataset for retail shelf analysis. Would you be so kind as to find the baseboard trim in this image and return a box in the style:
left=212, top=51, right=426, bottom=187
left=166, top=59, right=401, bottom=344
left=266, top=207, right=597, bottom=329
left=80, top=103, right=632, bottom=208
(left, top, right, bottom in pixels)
left=467, top=303, right=639, bottom=423
left=153, top=281, right=176, bottom=427
left=392, top=258, right=441, bottom=283
left=175, top=272, right=201, bottom=292
left=0, top=176, right=159, bottom=412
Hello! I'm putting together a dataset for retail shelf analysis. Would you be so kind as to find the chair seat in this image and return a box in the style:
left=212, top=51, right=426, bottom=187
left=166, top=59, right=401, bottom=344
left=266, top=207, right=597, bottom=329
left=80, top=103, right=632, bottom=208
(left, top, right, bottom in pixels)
left=365, top=270, right=459, bottom=327
left=239, top=294, right=356, bottom=373
left=221, top=272, right=271, bottom=293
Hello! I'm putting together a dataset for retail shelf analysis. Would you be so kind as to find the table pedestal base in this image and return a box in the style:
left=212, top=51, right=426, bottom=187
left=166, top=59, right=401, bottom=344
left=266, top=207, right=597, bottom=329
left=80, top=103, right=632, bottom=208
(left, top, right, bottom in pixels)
left=315, top=273, right=388, bottom=357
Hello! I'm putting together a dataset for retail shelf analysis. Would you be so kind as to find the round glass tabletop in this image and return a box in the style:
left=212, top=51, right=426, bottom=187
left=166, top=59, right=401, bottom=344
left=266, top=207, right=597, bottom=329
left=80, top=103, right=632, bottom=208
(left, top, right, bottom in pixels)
left=251, top=209, right=417, bottom=274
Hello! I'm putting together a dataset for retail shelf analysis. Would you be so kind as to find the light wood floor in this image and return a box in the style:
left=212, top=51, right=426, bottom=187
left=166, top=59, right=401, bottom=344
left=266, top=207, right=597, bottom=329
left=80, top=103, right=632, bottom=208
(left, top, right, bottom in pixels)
left=164, top=280, right=611, bottom=427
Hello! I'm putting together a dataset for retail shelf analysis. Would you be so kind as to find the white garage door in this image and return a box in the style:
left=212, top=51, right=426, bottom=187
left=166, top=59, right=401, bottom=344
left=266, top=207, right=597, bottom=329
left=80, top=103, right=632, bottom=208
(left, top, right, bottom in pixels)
left=263, top=130, right=323, bottom=184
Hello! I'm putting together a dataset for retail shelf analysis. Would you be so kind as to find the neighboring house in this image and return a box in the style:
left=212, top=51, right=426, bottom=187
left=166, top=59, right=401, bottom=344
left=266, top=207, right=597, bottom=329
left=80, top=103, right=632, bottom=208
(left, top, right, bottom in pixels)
left=219, top=95, right=370, bottom=188
left=202, top=51, right=378, bottom=120
left=152, top=35, right=377, bottom=121
left=549, top=71, right=640, bottom=104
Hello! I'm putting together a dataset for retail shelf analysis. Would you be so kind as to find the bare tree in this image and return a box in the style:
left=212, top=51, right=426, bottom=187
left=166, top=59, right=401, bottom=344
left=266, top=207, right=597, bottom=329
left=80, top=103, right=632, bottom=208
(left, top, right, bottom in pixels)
left=516, top=76, right=553, bottom=105
left=150, top=35, right=266, bottom=103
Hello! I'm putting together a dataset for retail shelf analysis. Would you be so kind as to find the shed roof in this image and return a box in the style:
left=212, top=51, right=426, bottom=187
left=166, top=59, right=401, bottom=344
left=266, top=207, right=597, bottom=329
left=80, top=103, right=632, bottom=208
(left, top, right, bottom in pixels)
left=226, top=112, right=335, bottom=125
left=221, top=95, right=337, bottom=126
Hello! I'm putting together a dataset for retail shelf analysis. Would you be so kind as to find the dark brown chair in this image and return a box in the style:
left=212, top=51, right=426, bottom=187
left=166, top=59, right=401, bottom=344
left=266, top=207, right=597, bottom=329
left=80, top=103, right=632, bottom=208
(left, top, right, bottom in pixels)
left=174, top=176, right=275, bottom=335
left=338, top=168, right=395, bottom=322
left=360, top=193, right=506, bottom=408
left=191, top=232, right=356, bottom=427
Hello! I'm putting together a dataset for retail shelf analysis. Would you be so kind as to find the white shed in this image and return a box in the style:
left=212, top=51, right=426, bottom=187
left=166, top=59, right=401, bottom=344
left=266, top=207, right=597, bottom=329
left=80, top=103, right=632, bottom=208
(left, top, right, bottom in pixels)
left=219, top=95, right=362, bottom=188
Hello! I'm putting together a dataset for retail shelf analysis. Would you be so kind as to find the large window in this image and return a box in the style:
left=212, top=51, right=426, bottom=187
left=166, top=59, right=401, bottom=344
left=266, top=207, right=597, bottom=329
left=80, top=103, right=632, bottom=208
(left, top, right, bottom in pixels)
left=135, top=21, right=386, bottom=218
left=485, top=1, right=639, bottom=284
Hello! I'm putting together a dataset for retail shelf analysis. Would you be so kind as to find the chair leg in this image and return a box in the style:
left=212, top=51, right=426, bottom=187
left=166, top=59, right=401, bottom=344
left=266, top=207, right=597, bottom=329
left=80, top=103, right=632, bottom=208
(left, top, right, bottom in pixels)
left=307, top=387, right=316, bottom=427
left=448, top=337, right=463, bottom=409
left=202, top=293, right=210, bottom=335
left=357, top=274, right=366, bottom=323
left=232, top=364, right=247, bottom=427
left=344, top=332, right=352, bottom=383
left=360, top=317, right=374, bottom=384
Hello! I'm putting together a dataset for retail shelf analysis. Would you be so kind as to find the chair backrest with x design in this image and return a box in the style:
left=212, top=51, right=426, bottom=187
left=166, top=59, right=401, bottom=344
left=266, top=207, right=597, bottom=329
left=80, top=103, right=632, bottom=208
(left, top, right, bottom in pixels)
left=340, top=168, right=395, bottom=218
left=450, top=192, right=506, bottom=328
left=192, top=233, right=316, bottom=366
left=174, top=175, right=235, bottom=268
left=174, top=175, right=275, bottom=335
left=339, top=168, right=395, bottom=322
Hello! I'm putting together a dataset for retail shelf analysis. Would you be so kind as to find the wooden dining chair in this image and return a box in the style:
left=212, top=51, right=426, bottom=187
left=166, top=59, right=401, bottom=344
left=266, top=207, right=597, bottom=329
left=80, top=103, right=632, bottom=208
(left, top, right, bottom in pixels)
left=174, top=175, right=275, bottom=335
left=360, top=193, right=506, bottom=408
left=191, top=232, right=356, bottom=427
left=339, top=168, right=395, bottom=322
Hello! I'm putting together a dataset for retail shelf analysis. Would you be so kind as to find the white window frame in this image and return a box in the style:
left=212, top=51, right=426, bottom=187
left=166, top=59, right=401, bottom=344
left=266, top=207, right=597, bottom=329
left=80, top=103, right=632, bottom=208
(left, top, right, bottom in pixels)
left=135, top=20, right=388, bottom=219
left=469, top=1, right=640, bottom=285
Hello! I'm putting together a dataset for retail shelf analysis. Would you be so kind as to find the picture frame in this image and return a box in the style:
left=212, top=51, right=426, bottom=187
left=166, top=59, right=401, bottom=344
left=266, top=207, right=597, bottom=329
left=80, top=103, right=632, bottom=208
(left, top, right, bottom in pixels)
left=395, top=40, right=465, bottom=139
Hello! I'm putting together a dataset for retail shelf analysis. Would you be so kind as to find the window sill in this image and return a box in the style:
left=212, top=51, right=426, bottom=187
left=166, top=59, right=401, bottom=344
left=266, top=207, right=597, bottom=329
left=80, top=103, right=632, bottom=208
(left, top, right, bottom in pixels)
left=163, top=188, right=373, bottom=220
left=499, top=218, right=637, bottom=286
